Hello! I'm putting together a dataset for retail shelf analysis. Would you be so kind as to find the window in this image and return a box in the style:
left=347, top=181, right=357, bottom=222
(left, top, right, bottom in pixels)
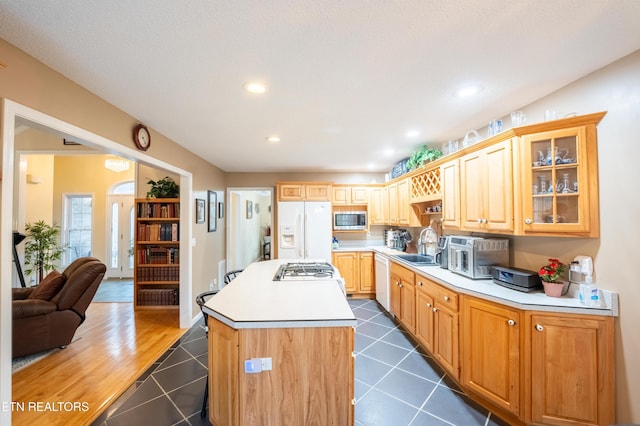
left=64, top=195, right=93, bottom=264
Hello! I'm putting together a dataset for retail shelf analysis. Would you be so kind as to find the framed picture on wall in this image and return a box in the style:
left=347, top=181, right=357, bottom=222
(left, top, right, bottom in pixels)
left=246, top=200, right=253, bottom=219
left=195, top=199, right=205, bottom=224
left=208, top=190, right=217, bottom=232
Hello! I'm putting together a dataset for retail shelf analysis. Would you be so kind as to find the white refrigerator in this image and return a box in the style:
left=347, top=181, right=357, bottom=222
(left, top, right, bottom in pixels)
left=277, top=201, right=332, bottom=261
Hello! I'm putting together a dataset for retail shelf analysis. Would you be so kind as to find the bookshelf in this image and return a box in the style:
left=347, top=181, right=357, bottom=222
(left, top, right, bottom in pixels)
left=134, top=198, right=180, bottom=309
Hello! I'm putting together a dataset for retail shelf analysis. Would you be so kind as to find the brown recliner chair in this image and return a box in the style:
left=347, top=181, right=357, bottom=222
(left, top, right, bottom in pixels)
left=12, top=257, right=107, bottom=358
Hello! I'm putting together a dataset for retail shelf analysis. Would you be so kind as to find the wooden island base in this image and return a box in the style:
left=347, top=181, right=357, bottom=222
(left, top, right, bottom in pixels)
left=208, top=319, right=354, bottom=426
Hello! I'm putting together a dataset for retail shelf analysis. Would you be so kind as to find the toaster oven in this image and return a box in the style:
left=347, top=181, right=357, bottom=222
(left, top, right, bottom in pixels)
left=448, top=236, right=509, bottom=279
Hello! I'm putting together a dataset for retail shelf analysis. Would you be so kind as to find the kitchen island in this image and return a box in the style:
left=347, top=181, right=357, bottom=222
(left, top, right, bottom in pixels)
left=202, top=260, right=356, bottom=426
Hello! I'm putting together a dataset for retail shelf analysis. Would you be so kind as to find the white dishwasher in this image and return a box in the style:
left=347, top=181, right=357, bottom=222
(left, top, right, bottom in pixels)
left=374, top=254, right=390, bottom=311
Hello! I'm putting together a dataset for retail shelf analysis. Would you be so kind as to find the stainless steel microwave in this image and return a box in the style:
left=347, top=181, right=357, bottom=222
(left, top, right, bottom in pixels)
left=333, top=211, right=367, bottom=231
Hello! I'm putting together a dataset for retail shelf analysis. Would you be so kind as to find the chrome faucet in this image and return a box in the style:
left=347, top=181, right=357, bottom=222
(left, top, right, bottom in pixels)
left=418, top=228, right=429, bottom=255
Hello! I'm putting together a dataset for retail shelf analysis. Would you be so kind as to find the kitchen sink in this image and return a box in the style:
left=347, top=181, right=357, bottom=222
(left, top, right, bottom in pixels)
left=393, top=254, right=437, bottom=265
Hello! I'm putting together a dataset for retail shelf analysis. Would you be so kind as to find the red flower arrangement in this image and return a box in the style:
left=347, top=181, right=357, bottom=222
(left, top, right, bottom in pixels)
left=538, top=258, right=567, bottom=283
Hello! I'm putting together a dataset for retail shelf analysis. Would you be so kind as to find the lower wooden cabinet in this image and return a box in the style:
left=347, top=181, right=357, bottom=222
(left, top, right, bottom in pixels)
left=416, top=276, right=459, bottom=380
left=461, top=296, right=522, bottom=416
left=526, top=312, right=615, bottom=426
left=332, top=251, right=375, bottom=296
left=382, top=273, right=616, bottom=426
left=390, top=262, right=416, bottom=333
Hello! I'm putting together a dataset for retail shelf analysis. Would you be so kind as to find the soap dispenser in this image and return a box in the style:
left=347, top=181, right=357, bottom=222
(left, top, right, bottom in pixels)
left=332, top=237, right=339, bottom=250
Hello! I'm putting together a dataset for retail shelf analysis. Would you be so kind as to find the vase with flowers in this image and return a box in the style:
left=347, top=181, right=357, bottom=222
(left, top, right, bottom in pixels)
left=538, top=258, right=569, bottom=297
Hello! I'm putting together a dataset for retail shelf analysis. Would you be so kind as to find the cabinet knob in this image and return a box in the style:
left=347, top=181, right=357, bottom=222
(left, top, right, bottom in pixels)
left=535, top=324, right=544, bottom=332
left=525, top=218, right=532, bottom=225
left=443, top=295, right=450, bottom=302
left=399, top=283, right=403, bottom=288
left=418, top=281, right=423, bottom=286
left=507, top=319, right=516, bottom=326
left=477, top=218, right=483, bottom=223
left=426, top=302, right=432, bottom=308
left=433, top=307, right=438, bottom=313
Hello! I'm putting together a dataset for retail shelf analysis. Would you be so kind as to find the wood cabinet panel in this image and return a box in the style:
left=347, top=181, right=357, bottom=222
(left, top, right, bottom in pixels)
left=459, top=140, right=514, bottom=233
left=209, top=320, right=354, bottom=426
left=277, top=182, right=331, bottom=201
left=208, top=319, right=239, bottom=426
left=441, top=159, right=460, bottom=228
left=332, top=252, right=358, bottom=293
left=526, top=313, right=614, bottom=426
left=332, top=251, right=374, bottom=295
left=461, top=297, right=521, bottom=416
left=390, top=262, right=415, bottom=332
left=415, top=290, right=434, bottom=353
left=359, top=252, right=375, bottom=293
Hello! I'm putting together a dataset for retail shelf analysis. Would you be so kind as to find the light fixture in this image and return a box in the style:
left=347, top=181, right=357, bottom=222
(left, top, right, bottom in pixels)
left=455, top=85, right=483, bottom=98
left=244, top=81, right=267, bottom=94
left=104, top=159, right=130, bottom=173
left=406, top=130, right=420, bottom=138
left=266, top=136, right=280, bottom=143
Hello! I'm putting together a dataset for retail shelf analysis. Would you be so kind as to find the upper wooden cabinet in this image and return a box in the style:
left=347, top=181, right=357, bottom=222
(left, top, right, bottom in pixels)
left=439, top=111, right=605, bottom=237
left=518, top=121, right=601, bottom=237
left=459, top=139, right=514, bottom=233
left=277, top=182, right=332, bottom=201
left=388, top=178, right=420, bottom=227
left=332, top=185, right=369, bottom=205
left=440, top=159, right=460, bottom=229
left=369, top=185, right=387, bottom=225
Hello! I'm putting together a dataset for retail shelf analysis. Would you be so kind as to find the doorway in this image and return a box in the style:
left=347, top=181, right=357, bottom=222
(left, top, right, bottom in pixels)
left=106, top=183, right=135, bottom=279
left=226, top=188, right=274, bottom=273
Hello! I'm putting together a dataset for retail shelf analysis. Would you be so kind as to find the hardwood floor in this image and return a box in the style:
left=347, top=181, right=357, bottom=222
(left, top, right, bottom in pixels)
left=12, top=303, right=187, bottom=426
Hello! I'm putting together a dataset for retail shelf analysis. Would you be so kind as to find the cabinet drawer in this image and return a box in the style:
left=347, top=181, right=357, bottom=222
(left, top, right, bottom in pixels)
left=391, top=263, right=414, bottom=285
left=416, top=275, right=459, bottom=312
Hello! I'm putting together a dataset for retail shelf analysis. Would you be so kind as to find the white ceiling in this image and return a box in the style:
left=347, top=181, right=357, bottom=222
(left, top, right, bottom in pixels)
left=2, top=1, right=640, bottom=173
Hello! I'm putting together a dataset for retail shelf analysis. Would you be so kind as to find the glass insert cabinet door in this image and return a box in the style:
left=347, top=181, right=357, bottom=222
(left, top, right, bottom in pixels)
left=521, top=126, right=592, bottom=233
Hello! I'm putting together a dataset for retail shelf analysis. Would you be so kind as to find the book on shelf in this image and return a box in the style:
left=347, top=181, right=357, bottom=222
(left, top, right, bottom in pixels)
left=137, top=201, right=180, bottom=219
left=137, top=288, right=178, bottom=306
left=136, top=265, right=179, bottom=281
left=137, top=223, right=179, bottom=241
left=136, top=247, right=180, bottom=265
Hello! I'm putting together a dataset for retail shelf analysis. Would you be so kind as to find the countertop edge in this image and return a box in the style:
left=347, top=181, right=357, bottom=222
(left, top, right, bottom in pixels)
left=372, top=247, right=619, bottom=317
left=204, top=307, right=358, bottom=329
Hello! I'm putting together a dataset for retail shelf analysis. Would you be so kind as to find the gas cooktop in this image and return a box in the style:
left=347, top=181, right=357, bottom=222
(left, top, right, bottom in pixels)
left=273, top=262, right=335, bottom=281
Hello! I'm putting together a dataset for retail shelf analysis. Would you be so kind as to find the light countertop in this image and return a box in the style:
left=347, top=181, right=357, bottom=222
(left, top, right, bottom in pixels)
left=203, top=259, right=357, bottom=329
left=357, top=245, right=619, bottom=317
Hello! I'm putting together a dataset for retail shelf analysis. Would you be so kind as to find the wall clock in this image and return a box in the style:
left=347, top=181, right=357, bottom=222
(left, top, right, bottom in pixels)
left=133, top=124, right=151, bottom=151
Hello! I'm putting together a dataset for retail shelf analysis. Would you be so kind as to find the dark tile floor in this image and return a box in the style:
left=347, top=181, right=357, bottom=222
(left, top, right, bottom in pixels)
left=93, top=299, right=507, bottom=426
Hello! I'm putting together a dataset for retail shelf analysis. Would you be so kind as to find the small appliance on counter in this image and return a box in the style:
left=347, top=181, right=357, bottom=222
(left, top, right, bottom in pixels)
left=448, top=236, right=509, bottom=279
left=491, top=266, right=542, bottom=292
left=395, top=229, right=410, bottom=252
left=384, top=229, right=398, bottom=248
left=435, top=235, right=451, bottom=269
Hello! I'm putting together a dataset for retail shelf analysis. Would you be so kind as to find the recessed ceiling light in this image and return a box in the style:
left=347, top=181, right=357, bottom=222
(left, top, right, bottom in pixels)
left=383, top=148, right=395, bottom=156
left=244, top=81, right=267, bottom=94
left=406, top=130, right=420, bottom=138
left=266, top=136, right=280, bottom=143
left=456, top=85, right=482, bottom=98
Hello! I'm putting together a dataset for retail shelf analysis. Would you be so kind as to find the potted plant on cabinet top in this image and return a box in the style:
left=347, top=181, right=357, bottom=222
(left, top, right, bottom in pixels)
left=538, top=258, right=569, bottom=297
left=23, top=220, right=65, bottom=284
left=146, top=176, right=179, bottom=198
left=406, top=145, right=443, bottom=171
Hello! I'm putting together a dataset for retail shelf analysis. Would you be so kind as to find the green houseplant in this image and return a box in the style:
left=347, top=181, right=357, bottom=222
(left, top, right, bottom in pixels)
left=406, top=145, right=443, bottom=171
left=23, top=220, right=65, bottom=284
left=146, top=176, right=179, bottom=198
